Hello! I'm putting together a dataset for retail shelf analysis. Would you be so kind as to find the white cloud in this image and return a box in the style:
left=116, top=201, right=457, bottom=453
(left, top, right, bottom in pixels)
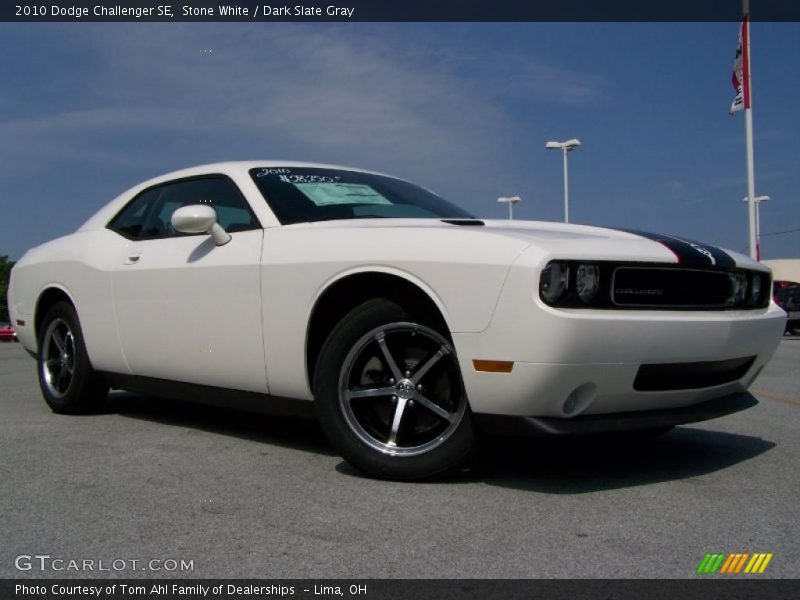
left=0, top=23, right=604, bottom=185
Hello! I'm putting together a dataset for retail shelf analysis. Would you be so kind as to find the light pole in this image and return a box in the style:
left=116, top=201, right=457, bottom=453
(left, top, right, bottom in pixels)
left=546, top=139, right=581, bottom=223
left=497, top=196, right=521, bottom=220
left=742, top=195, right=770, bottom=260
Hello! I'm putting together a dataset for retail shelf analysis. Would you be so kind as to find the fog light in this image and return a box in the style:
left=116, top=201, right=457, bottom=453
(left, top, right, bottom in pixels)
left=540, top=262, right=569, bottom=304
left=575, top=263, right=600, bottom=304
left=561, top=383, right=597, bottom=417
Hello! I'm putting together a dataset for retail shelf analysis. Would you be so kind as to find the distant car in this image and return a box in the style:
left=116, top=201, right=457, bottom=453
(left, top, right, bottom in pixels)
left=0, top=322, right=18, bottom=342
left=6, top=162, right=787, bottom=480
left=773, top=280, right=800, bottom=335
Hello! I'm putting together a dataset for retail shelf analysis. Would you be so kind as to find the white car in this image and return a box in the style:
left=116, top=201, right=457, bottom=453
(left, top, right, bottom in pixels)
left=8, top=162, right=786, bottom=479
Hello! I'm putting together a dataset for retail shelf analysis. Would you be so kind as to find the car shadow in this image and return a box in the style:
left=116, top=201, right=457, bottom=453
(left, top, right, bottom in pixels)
left=459, top=427, right=775, bottom=493
left=108, top=391, right=337, bottom=457
left=108, top=391, right=775, bottom=492
left=335, top=427, right=775, bottom=492
left=187, top=237, right=216, bottom=263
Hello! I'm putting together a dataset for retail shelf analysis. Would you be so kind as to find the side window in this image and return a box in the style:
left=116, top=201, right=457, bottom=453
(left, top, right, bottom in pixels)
left=107, top=177, right=259, bottom=240
left=139, top=177, right=258, bottom=239
left=107, top=188, right=161, bottom=239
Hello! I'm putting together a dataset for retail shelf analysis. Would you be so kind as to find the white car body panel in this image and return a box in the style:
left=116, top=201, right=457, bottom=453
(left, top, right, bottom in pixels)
left=8, top=161, right=785, bottom=424
left=110, top=229, right=267, bottom=392
left=259, top=221, right=530, bottom=399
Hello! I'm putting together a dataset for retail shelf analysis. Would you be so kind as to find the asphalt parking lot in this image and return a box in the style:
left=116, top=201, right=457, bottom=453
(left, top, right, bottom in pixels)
left=1, top=337, right=798, bottom=579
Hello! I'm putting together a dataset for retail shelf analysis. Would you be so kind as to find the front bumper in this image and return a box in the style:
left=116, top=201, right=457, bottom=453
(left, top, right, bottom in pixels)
left=453, top=258, right=786, bottom=418
left=474, top=393, right=758, bottom=436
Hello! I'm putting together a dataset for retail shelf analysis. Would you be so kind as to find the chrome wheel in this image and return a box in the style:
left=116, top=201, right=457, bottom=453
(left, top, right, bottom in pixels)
left=41, top=318, right=76, bottom=398
left=338, top=322, right=467, bottom=457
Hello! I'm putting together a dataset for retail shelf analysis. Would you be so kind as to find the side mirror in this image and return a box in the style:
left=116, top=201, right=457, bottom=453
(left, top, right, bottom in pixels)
left=171, top=204, right=231, bottom=246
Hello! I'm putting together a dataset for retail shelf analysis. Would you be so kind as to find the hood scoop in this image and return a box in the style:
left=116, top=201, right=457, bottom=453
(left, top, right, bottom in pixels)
left=441, top=219, right=485, bottom=226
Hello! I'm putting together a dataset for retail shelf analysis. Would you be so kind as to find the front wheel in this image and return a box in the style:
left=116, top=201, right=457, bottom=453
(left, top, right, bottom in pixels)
left=314, top=299, right=475, bottom=480
left=37, top=301, right=108, bottom=414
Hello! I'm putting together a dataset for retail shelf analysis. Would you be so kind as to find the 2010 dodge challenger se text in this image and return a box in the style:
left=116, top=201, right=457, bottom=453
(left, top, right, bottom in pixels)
left=8, top=162, right=786, bottom=479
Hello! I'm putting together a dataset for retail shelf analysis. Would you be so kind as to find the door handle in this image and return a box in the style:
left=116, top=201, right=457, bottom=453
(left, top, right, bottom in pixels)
left=124, top=254, right=142, bottom=265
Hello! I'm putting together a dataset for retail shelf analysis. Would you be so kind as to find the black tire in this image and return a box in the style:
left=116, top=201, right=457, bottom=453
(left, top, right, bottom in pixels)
left=314, top=298, right=475, bottom=480
left=37, top=301, right=108, bottom=414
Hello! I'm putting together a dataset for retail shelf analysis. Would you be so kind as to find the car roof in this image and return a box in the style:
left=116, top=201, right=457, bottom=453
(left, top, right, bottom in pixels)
left=774, top=280, right=800, bottom=288
left=141, top=161, right=395, bottom=186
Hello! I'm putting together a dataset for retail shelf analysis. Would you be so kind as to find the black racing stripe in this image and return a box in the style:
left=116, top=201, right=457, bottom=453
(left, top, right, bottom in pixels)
left=616, top=228, right=737, bottom=268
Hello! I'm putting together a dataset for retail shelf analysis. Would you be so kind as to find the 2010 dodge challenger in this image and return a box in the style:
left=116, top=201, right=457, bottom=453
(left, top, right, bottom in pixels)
left=7, top=162, right=786, bottom=479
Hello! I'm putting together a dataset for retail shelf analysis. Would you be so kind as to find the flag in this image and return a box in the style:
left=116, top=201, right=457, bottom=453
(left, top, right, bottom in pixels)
left=730, top=15, right=750, bottom=114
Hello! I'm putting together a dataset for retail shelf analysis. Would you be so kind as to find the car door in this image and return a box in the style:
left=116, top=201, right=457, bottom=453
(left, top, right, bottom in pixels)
left=109, top=175, right=268, bottom=393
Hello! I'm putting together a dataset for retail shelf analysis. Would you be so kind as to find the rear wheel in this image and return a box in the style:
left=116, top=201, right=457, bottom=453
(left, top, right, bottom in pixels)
left=37, top=301, right=108, bottom=414
left=314, top=299, right=475, bottom=480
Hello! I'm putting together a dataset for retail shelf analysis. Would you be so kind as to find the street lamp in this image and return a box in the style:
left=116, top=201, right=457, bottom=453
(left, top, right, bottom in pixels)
left=497, top=196, right=521, bottom=220
left=546, top=138, right=581, bottom=223
left=742, top=195, right=770, bottom=260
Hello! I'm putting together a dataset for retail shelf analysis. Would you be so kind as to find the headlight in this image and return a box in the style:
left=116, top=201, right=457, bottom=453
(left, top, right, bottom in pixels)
left=575, top=263, right=600, bottom=304
left=540, top=262, right=569, bottom=304
left=750, top=273, right=762, bottom=304
left=729, top=272, right=748, bottom=305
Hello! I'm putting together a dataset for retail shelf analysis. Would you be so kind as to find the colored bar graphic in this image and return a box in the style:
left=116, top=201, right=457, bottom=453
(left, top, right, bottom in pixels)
left=744, top=554, right=759, bottom=573
left=750, top=554, right=766, bottom=573
left=698, top=552, right=772, bottom=575
left=758, top=553, right=773, bottom=573
left=720, top=554, right=736, bottom=573
left=697, top=554, right=712, bottom=573
left=734, top=553, right=749, bottom=573
left=710, top=554, right=725, bottom=573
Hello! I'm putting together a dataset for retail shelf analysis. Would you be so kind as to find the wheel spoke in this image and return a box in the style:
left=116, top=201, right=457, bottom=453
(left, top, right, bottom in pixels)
left=52, top=329, right=66, bottom=353
left=57, top=364, right=69, bottom=390
left=387, top=397, right=409, bottom=446
left=376, top=333, right=403, bottom=382
left=46, top=358, right=61, bottom=370
left=346, top=386, right=396, bottom=400
left=414, top=392, right=455, bottom=423
left=411, top=345, right=449, bottom=384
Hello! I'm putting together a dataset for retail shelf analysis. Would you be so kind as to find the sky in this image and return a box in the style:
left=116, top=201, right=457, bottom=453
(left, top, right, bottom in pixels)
left=0, top=21, right=798, bottom=260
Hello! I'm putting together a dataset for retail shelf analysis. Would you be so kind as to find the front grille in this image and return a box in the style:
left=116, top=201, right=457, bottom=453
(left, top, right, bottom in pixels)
left=633, top=356, right=756, bottom=391
left=613, top=267, right=732, bottom=308
left=539, top=260, right=771, bottom=310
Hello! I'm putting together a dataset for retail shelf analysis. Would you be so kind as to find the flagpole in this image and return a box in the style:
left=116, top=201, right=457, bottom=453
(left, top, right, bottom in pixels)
left=743, top=0, right=758, bottom=259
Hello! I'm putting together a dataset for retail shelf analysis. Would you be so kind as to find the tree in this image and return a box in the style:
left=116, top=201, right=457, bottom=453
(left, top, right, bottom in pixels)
left=0, top=255, right=15, bottom=322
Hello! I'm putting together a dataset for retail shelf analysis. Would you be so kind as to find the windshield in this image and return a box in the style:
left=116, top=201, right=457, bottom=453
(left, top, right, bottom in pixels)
left=249, top=167, right=474, bottom=225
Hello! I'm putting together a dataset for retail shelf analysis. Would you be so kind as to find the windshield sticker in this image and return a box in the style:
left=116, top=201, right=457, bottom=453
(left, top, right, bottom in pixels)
left=254, top=168, right=292, bottom=177
left=279, top=174, right=341, bottom=184
left=294, top=183, right=392, bottom=206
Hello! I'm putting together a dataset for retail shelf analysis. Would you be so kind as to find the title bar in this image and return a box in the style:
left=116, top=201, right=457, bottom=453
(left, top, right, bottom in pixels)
left=4, top=0, right=800, bottom=22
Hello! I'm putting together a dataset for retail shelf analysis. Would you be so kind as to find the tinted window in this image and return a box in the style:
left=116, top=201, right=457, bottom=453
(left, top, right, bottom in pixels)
left=249, top=167, right=473, bottom=225
left=140, top=178, right=257, bottom=239
left=108, top=188, right=159, bottom=239
left=109, top=177, right=258, bottom=240
left=787, top=286, right=800, bottom=310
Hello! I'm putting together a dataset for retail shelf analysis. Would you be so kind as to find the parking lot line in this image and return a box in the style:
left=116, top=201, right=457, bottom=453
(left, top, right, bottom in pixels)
left=752, top=389, right=800, bottom=408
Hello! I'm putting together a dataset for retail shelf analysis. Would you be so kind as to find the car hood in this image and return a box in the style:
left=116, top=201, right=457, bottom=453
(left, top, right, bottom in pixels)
left=292, top=218, right=762, bottom=270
